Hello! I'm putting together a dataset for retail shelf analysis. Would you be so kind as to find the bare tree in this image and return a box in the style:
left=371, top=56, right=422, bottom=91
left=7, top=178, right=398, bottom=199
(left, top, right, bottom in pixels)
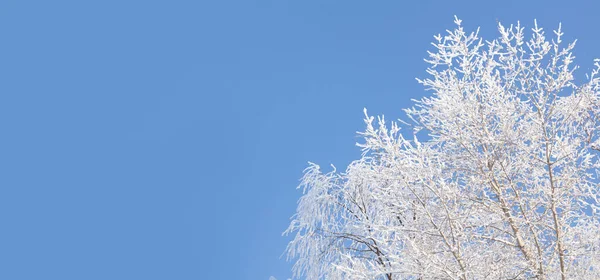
left=285, top=17, right=600, bottom=279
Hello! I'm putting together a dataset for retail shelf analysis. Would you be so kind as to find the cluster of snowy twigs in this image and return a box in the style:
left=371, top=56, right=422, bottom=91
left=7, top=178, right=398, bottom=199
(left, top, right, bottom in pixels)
left=285, top=17, right=600, bottom=280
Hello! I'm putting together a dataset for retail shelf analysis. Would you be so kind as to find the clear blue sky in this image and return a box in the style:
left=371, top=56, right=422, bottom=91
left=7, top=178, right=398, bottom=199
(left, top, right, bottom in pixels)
left=1, top=1, right=599, bottom=279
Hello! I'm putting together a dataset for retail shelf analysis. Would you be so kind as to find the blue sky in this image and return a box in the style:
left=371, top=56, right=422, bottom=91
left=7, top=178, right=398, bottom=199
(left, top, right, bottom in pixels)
left=1, top=1, right=599, bottom=279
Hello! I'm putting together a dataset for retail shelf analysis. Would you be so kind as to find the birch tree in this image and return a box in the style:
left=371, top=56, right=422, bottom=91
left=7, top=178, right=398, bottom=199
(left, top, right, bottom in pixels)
left=285, top=17, right=600, bottom=279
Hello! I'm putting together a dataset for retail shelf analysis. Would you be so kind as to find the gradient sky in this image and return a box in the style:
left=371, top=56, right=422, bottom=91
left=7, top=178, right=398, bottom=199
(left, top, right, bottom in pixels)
left=1, top=1, right=600, bottom=279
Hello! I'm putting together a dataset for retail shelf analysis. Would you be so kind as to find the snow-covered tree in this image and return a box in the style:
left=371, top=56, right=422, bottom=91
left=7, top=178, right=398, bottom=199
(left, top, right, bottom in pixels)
left=285, top=17, right=600, bottom=279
